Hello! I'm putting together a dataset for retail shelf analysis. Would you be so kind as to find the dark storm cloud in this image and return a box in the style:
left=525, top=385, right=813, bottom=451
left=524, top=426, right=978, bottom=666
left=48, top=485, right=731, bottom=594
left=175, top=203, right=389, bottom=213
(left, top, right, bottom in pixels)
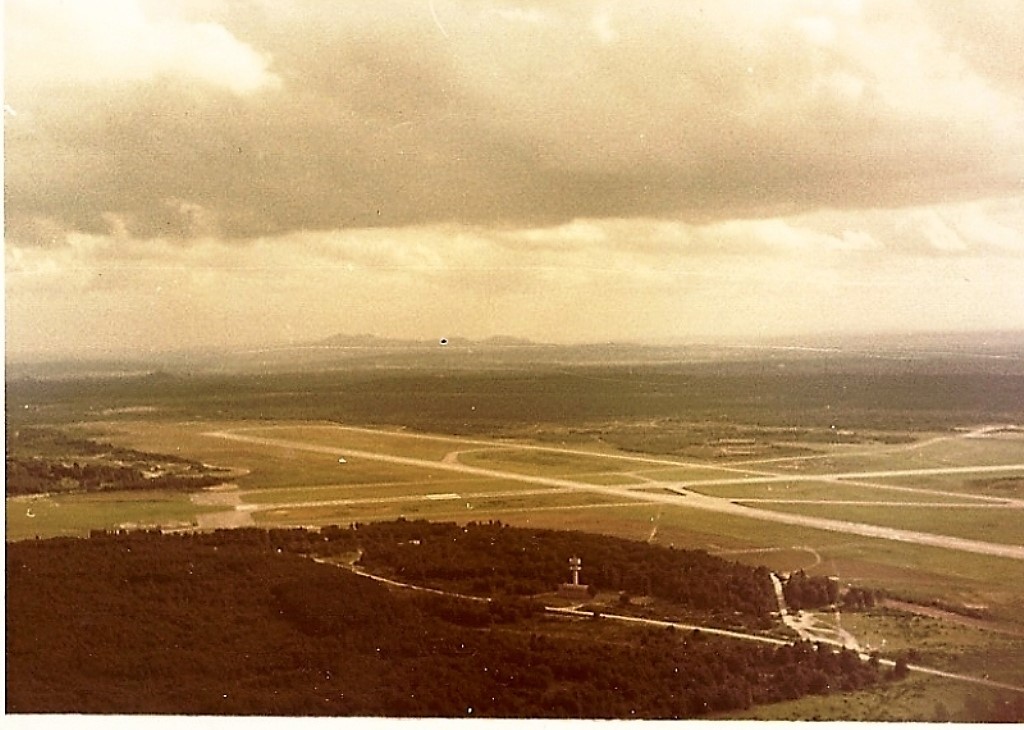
left=5, top=0, right=1024, bottom=244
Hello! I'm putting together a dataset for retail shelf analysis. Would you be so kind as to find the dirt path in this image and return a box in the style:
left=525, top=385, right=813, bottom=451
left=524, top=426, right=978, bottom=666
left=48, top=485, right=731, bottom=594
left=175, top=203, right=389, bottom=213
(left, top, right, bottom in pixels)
left=712, top=545, right=823, bottom=569
left=204, top=429, right=1024, bottom=561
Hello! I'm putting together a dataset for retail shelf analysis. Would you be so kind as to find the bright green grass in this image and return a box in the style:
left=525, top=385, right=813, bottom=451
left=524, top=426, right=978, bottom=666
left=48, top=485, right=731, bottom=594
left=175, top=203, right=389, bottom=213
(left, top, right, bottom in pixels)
left=5, top=491, right=220, bottom=541
left=743, top=502, right=1024, bottom=546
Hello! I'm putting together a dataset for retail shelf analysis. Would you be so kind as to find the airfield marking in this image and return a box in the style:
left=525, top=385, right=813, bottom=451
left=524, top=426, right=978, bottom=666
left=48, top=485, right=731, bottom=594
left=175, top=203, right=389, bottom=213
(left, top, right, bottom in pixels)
left=219, top=422, right=1024, bottom=503
left=237, top=487, right=560, bottom=512
left=203, top=429, right=1024, bottom=561
left=221, top=423, right=767, bottom=476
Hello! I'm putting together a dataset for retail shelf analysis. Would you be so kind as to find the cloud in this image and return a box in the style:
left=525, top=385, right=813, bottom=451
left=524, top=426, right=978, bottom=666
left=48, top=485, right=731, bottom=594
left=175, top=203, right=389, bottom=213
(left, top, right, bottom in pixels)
left=5, top=0, right=280, bottom=96
left=4, top=0, right=1023, bottom=243
left=7, top=197, right=1024, bottom=356
left=5, top=2, right=1023, bottom=356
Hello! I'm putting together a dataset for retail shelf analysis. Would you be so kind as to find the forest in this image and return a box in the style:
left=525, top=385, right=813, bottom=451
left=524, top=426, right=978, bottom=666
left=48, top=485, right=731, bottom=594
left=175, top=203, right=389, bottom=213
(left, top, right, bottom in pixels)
left=8, top=521, right=888, bottom=718
left=5, top=426, right=227, bottom=496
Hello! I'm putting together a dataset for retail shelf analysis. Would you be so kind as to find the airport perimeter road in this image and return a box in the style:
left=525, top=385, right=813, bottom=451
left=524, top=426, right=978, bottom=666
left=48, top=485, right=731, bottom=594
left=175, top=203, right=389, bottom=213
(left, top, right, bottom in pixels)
left=204, top=429, right=1024, bottom=561
left=314, top=556, right=1024, bottom=695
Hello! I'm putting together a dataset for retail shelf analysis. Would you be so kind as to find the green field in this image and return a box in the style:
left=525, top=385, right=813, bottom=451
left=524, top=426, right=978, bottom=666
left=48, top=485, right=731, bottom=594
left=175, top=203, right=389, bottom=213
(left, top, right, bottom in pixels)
left=239, top=477, right=549, bottom=505
left=234, top=423, right=465, bottom=461
left=5, top=490, right=221, bottom=542
left=868, top=472, right=1024, bottom=498
left=748, top=503, right=1024, bottom=546
left=756, top=436, right=1024, bottom=478
left=250, top=488, right=637, bottom=525
left=686, top=479, right=977, bottom=502
left=458, top=447, right=654, bottom=476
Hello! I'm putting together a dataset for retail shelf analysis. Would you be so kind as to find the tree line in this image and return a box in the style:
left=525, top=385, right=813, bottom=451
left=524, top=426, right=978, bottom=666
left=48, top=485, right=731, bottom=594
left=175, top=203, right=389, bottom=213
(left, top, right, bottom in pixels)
left=7, top=522, right=899, bottom=718
left=5, top=427, right=227, bottom=496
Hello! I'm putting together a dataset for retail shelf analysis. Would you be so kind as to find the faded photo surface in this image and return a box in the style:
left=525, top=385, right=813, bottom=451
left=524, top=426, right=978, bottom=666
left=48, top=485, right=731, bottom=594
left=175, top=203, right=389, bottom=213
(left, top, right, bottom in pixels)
left=5, top=1, right=1024, bottom=723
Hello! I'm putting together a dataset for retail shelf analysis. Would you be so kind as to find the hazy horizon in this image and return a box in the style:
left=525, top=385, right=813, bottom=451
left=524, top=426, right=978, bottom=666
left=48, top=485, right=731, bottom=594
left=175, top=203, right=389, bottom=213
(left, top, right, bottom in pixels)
left=6, top=1, right=1024, bottom=358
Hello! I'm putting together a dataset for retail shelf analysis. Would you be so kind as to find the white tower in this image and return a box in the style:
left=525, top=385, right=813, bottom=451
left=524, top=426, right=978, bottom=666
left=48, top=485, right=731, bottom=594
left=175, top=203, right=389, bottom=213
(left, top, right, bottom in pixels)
left=559, top=555, right=589, bottom=599
left=569, top=556, right=582, bottom=586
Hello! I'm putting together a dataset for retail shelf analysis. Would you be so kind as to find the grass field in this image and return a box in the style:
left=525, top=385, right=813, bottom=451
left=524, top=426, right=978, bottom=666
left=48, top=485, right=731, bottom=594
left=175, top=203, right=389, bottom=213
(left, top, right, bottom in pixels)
left=458, top=447, right=657, bottom=475
left=868, top=473, right=1024, bottom=498
left=719, top=674, right=1007, bottom=722
left=754, top=435, right=1024, bottom=477
left=250, top=489, right=637, bottom=525
left=748, top=503, right=1024, bottom=546
left=239, top=477, right=551, bottom=505
left=5, top=490, right=220, bottom=542
left=685, top=480, right=977, bottom=502
left=229, top=423, right=464, bottom=461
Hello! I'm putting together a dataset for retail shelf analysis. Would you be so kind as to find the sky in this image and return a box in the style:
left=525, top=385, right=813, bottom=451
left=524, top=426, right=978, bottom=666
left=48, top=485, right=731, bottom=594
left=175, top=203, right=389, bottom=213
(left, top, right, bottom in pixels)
left=5, top=0, right=1024, bottom=358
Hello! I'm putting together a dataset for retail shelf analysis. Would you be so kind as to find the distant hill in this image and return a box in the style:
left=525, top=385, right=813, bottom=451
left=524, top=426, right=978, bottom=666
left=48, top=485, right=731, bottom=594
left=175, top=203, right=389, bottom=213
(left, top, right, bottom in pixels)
left=6, top=330, right=1023, bottom=379
left=310, top=334, right=540, bottom=349
left=312, top=333, right=430, bottom=348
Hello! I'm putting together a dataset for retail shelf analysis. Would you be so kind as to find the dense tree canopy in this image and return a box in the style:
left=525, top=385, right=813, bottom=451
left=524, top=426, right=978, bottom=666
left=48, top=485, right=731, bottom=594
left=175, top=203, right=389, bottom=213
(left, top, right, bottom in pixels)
left=7, top=522, right=891, bottom=717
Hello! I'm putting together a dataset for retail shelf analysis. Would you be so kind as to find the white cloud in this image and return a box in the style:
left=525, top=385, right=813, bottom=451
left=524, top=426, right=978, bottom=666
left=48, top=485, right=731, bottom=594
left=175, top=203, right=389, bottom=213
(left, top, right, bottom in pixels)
left=8, top=197, right=1024, bottom=355
left=590, top=10, right=619, bottom=44
left=490, top=6, right=548, bottom=25
left=6, top=0, right=280, bottom=95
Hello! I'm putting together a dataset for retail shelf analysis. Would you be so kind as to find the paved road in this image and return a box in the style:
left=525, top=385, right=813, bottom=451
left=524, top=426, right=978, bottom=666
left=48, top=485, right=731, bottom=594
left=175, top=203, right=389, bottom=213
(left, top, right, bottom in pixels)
left=204, top=429, right=1024, bottom=561
left=314, top=556, right=1024, bottom=695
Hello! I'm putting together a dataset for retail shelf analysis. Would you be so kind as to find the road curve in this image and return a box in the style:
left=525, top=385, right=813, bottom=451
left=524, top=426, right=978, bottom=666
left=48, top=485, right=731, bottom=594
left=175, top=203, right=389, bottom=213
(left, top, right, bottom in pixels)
left=314, top=556, right=1024, bottom=695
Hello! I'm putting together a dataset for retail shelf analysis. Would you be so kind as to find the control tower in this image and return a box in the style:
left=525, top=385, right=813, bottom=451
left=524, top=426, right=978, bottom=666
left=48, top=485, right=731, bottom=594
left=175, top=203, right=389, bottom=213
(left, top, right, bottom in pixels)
left=558, top=555, right=590, bottom=599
